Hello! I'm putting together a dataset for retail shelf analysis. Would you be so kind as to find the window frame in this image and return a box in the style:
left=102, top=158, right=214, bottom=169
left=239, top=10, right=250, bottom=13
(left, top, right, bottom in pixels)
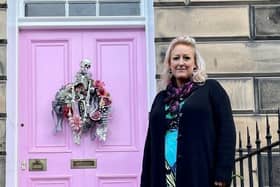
left=20, top=0, right=144, bottom=18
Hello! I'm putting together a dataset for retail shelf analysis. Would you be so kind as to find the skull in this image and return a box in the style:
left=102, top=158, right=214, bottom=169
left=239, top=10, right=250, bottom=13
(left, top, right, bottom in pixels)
left=80, top=59, right=91, bottom=71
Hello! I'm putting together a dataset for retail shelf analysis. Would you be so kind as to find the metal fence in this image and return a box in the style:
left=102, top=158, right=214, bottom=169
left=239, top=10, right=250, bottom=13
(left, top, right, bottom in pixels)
left=233, top=112, right=280, bottom=187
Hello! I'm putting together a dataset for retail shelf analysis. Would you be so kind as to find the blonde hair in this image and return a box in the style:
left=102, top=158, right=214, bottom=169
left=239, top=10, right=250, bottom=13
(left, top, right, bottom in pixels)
left=161, top=36, right=207, bottom=88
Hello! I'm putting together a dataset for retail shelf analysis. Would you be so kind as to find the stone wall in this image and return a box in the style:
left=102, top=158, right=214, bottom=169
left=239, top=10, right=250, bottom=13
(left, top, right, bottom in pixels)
left=0, top=0, right=6, bottom=186
left=154, top=0, right=280, bottom=185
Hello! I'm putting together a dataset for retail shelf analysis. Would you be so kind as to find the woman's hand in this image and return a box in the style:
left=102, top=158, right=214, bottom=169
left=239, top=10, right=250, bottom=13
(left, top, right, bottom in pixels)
left=214, top=181, right=226, bottom=187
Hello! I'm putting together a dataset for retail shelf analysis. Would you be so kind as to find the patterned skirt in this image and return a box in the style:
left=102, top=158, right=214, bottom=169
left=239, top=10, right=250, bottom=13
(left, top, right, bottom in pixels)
left=166, top=160, right=176, bottom=187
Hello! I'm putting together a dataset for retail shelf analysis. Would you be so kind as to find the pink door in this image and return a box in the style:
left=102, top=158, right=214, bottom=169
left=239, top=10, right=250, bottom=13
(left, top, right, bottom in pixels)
left=19, top=29, right=147, bottom=187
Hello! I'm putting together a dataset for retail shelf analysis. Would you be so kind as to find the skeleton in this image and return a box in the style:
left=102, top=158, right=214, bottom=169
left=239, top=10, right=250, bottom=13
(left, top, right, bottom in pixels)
left=52, top=59, right=111, bottom=144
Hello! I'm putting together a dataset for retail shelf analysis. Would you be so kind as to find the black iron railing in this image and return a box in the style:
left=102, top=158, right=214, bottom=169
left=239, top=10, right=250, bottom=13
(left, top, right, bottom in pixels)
left=233, top=112, right=280, bottom=187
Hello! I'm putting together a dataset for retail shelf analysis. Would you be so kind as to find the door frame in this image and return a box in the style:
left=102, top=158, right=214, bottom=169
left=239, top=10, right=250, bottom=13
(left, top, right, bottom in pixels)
left=6, top=1, right=156, bottom=187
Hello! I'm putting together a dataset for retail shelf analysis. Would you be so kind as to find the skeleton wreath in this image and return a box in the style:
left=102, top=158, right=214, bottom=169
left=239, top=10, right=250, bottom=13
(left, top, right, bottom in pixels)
left=52, top=59, right=112, bottom=144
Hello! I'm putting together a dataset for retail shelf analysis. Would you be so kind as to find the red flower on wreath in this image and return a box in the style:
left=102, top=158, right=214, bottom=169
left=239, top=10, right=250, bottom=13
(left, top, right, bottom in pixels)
left=62, top=105, right=72, bottom=117
left=69, top=115, right=82, bottom=132
left=102, top=97, right=112, bottom=106
left=94, top=80, right=105, bottom=88
left=98, top=87, right=106, bottom=96
left=90, top=111, right=102, bottom=121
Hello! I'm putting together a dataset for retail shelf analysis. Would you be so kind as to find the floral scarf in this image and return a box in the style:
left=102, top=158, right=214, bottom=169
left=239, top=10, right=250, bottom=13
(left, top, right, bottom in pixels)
left=164, top=79, right=197, bottom=129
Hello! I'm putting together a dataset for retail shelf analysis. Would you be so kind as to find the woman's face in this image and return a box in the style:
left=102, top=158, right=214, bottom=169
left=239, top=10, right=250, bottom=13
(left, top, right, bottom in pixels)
left=169, top=44, right=197, bottom=86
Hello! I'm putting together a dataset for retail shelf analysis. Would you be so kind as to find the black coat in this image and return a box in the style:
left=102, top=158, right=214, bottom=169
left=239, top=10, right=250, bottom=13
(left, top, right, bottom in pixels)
left=141, top=79, right=236, bottom=187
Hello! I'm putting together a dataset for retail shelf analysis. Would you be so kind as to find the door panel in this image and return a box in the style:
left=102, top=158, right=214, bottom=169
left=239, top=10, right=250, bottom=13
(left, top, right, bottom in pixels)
left=96, top=175, right=138, bottom=187
left=83, top=31, right=147, bottom=187
left=19, top=31, right=83, bottom=187
left=19, top=29, right=147, bottom=187
left=28, top=176, right=71, bottom=187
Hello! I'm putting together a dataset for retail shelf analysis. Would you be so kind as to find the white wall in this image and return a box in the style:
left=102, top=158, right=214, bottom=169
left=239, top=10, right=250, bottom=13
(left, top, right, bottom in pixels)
left=6, top=0, right=18, bottom=186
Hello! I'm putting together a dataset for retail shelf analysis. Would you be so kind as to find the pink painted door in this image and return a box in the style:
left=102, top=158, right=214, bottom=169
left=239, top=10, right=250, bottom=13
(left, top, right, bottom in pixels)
left=19, top=29, right=147, bottom=187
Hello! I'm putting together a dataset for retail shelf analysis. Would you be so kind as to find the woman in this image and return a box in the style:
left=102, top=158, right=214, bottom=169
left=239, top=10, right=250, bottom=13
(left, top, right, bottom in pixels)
left=141, top=36, right=236, bottom=187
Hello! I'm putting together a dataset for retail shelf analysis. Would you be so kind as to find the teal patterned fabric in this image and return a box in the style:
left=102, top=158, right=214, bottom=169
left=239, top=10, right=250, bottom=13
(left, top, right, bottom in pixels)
left=165, top=101, right=185, bottom=187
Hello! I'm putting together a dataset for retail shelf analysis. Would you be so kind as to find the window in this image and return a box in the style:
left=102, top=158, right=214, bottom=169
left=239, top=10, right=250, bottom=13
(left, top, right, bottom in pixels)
left=69, top=2, right=96, bottom=16
left=99, top=2, right=140, bottom=16
left=25, top=3, right=65, bottom=17
left=24, top=0, right=141, bottom=17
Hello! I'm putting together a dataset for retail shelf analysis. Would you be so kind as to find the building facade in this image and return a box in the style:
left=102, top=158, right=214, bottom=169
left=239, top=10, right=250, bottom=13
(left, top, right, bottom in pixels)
left=154, top=0, right=280, bottom=186
left=5, top=0, right=156, bottom=187
left=0, top=0, right=7, bottom=186
left=2, top=0, right=280, bottom=186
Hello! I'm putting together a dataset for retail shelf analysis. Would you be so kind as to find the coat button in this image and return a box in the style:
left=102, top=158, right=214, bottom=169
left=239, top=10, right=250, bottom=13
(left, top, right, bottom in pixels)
left=178, top=154, right=183, bottom=159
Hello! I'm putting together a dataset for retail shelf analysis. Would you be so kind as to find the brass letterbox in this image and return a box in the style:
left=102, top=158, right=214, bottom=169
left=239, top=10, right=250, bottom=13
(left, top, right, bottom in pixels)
left=71, top=159, right=97, bottom=169
left=29, top=159, right=47, bottom=171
